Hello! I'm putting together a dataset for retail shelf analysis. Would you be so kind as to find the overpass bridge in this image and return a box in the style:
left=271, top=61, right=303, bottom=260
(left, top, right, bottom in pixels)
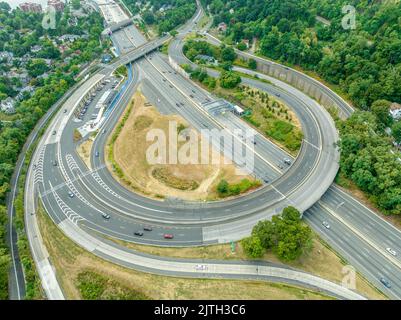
left=104, top=35, right=171, bottom=71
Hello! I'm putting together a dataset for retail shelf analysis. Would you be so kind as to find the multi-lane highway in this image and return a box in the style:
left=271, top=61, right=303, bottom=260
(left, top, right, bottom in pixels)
left=168, top=27, right=401, bottom=299
left=16, top=0, right=401, bottom=300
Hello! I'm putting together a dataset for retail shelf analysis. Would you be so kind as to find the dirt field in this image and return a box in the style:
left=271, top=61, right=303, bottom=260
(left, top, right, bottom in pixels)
left=108, top=90, right=259, bottom=201
left=37, top=204, right=332, bottom=300
left=77, top=138, right=94, bottom=170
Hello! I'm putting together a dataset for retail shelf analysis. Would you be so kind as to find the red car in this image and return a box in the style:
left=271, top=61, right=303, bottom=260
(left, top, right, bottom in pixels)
left=163, top=234, right=174, bottom=239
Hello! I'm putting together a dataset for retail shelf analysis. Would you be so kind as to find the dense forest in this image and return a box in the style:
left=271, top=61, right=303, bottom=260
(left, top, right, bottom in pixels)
left=123, top=0, right=197, bottom=34
left=203, top=0, right=401, bottom=110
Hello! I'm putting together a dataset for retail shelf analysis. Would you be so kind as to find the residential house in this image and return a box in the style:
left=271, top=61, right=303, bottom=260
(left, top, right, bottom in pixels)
left=16, top=86, right=35, bottom=101
left=31, top=45, right=42, bottom=53
left=0, top=97, right=16, bottom=114
left=241, top=39, right=250, bottom=49
left=59, top=34, right=81, bottom=43
left=48, top=0, right=65, bottom=12
left=218, top=22, right=227, bottom=32
left=0, top=51, right=13, bottom=63
left=390, top=103, right=401, bottom=120
left=19, top=2, right=42, bottom=13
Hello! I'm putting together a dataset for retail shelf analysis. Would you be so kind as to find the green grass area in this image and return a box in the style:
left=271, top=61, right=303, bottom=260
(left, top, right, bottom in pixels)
left=217, top=179, right=261, bottom=197
left=114, top=65, right=128, bottom=78
left=216, top=85, right=303, bottom=155
left=160, top=39, right=171, bottom=55
left=77, top=271, right=150, bottom=300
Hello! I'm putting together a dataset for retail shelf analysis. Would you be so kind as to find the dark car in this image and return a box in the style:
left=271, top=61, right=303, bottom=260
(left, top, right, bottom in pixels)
left=143, top=226, right=153, bottom=231
left=134, top=231, right=144, bottom=236
left=380, top=277, right=391, bottom=288
left=163, top=234, right=174, bottom=239
left=102, top=213, right=110, bottom=220
left=53, top=160, right=58, bottom=166
left=52, top=130, right=56, bottom=135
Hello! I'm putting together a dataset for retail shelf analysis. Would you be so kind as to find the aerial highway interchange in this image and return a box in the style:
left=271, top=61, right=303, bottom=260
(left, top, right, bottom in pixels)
left=9, top=0, right=401, bottom=300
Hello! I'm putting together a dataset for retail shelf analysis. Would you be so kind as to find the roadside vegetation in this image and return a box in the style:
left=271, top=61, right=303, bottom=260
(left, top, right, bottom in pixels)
left=106, top=223, right=385, bottom=299
left=77, top=271, right=150, bottom=300
left=337, top=105, right=401, bottom=215
left=216, top=179, right=261, bottom=198
left=37, top=202, right=334, bottom=300
left=242, top=207, right=312, bottom=261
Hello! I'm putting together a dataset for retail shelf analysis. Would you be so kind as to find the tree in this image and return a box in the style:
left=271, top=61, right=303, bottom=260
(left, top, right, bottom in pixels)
left=169, top=30, right=178, bottom=38
left=71, top=0, right=80, bottom=10
left=241, top=235, right=265, bottom=258
left=252, top=220, right=275, bottom=249
left=220, top=61, right=233, bottom=71
left=371, top=99, right=392, bottom=127
left=392, top=121, right=401, bottom=143
left=248, top=59, right=257, bottom=70
left=217, top=179, right=229, bottom=194
left=220, top=46, right=236, bottom=62
left=248, top=206, right=312, bottom=261
left=219, top=71, right=241, bottom=89
left=237, top=42, right=247, bottom=51
left=143, top=11, right=155, bottom=25
left=0, top=2, right=10, bottom=12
